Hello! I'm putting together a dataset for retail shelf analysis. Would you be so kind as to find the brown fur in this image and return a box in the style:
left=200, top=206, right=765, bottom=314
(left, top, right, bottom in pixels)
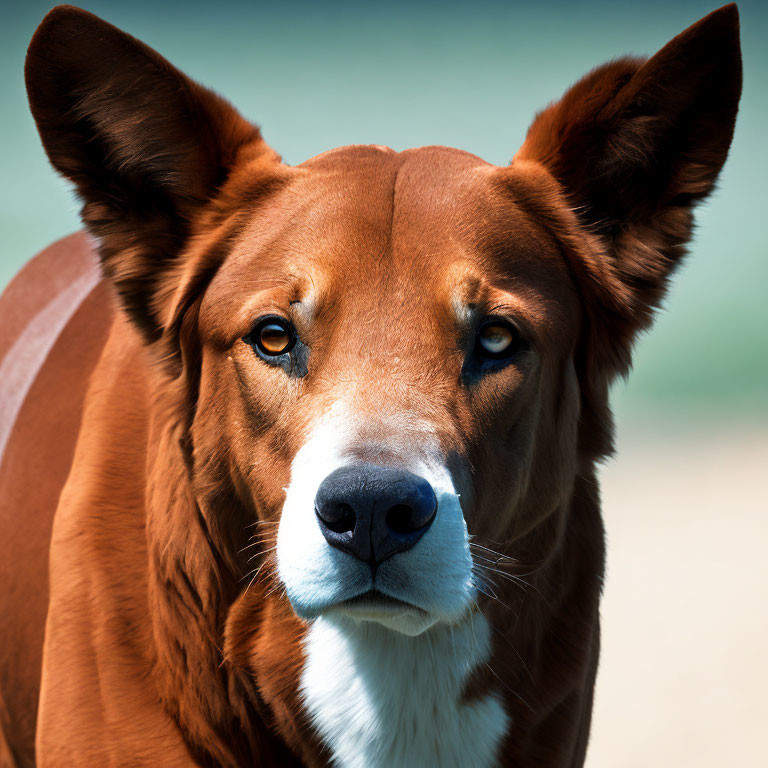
left=0, top=4, right=741, bottom=766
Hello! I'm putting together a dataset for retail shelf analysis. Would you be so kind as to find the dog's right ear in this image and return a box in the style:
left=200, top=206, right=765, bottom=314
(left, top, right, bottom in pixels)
left=513, top=3, right=741, bottom=372
left=26, top=5, right=280, bottom=342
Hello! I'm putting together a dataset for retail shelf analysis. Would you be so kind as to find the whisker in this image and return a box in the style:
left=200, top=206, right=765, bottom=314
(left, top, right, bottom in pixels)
left=473, top=563, right=530, bottom=594
left=471, top=552, right=524, bottom=570
left=474, top=561, right=532, bottom=586
left=247, top=545, right=277, bottom=562
left=486, top=621, right=533, bottom=683
left=238, top=536, right=276, bottom=554
left=244, top=519, right=279, bottom=530
left=484, top=663, right=534, bottom=713
left=474, top=563, right=550, bottom=607
left=472, top=573, right=513, bottom=611
left=245, top=563, right=269, bottom=592
left=469, top=541, right=519, bottom=563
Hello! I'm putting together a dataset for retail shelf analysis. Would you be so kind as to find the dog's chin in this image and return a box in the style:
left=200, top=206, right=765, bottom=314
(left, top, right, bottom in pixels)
left=324, top=590, right=441, bottom=636
left=284, top=576, right=476, bottom=636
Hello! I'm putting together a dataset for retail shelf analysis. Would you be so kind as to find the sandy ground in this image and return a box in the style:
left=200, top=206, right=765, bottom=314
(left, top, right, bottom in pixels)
left=587, top=421, right=768, bottom=767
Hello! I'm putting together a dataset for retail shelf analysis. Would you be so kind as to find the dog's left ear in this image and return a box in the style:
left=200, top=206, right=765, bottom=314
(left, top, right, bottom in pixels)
left=516, top=4, right=742, bottom=375
left=26, top=6, right=280, bottom=343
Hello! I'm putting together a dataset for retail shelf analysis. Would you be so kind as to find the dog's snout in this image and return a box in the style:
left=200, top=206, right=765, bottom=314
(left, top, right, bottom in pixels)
left=314, top=463, right=437, bottom=565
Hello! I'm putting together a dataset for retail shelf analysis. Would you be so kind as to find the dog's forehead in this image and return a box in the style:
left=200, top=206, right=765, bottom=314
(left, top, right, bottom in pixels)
left=203, top=144, right=575, bottom=336
left=292, top=143, right=503, bottom=241
left=254, top=146, right=551, bottom=258
left=295, top=143, right=514, bottom=230
left=298, top=142, right=479, bottom=170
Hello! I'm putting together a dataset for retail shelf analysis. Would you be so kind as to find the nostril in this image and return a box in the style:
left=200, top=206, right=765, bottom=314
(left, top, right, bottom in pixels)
left=386, top=504, right=416, bottom=533
left=317, top=502, right=356, bottom=534
left=389, top=473, right=437, bottom=530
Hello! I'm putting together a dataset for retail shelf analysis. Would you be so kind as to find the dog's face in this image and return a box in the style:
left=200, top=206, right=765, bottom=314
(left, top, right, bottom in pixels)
left=192, top=146, right=582, bottom=631
left=26, top=7, right=741, bottom=634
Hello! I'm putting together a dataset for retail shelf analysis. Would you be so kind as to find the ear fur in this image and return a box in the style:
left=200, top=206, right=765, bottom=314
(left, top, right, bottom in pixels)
left=25, top=5, right=279, bottom=342
left=516, top=4, right=742, bottom=377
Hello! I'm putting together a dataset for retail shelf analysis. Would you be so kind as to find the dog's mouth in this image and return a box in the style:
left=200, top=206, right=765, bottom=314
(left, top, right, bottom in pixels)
left=326, top=589, right=447, bottom=635
left=335, top=590, right=428, bottom=619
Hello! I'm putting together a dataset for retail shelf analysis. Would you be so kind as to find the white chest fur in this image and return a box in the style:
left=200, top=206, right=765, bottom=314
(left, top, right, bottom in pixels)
left=300, top=612, right=508, bottom=768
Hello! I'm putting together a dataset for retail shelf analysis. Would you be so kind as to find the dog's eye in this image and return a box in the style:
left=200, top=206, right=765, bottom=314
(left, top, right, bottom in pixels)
left=475, top=320, right=520, bottom=359
left=258, top=322, right=294, bottom=355
left=245, top=317, right=296, bottom=357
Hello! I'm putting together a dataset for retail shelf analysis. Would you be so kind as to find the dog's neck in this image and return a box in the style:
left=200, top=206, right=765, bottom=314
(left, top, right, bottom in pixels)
left=301, top=612, right=508, bottom=768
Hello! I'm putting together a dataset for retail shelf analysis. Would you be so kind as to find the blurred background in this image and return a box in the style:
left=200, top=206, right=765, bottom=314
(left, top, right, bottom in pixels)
left=2, top=0, right=766, bottom=764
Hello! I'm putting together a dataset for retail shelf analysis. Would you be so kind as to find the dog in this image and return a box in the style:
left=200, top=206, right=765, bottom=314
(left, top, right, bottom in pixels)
left=0, top=4, right=741, bottom=766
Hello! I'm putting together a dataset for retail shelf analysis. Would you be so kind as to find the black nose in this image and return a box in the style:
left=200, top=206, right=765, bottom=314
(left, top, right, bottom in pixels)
left=315, top=463, right=437, bottom=566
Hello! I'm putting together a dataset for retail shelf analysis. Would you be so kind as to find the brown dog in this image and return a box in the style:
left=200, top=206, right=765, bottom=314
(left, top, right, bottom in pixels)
left=0, top=4, right=741, bottom=766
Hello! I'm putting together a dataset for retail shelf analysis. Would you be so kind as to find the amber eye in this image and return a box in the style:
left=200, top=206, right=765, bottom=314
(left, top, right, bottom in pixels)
left=476, top=320, right=519, bottom=359
left=246, top=317, right=296, bottom=357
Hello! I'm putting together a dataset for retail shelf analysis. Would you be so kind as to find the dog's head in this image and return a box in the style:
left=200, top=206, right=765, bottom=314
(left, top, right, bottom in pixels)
left=26, top=6, right=741, bottom=635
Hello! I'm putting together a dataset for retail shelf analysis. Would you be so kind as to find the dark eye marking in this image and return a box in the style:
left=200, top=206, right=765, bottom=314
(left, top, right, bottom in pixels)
left=462, top=317, right=529, bottom=383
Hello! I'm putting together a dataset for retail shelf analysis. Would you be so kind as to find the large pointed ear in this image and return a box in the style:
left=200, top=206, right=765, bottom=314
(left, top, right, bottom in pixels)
left=515, top=4, right=742, bottom=373
left=26, top=5, right=280, bottom=342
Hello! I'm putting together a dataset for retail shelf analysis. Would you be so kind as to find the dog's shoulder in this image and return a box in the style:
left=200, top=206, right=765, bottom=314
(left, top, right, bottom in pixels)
left=0, top=232, right=116, bottom=765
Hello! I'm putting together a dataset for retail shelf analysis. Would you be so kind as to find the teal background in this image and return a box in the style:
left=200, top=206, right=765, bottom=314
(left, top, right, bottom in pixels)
left=1, top=0, right=766, bottom=417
